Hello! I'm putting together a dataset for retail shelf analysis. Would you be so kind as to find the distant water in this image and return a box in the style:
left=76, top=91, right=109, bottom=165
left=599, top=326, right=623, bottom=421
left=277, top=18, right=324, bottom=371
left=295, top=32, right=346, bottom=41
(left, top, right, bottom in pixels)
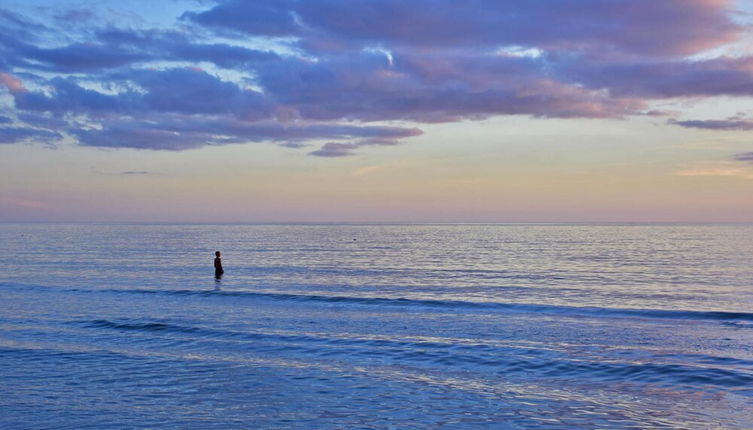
left=1, top=223, right=753, bottom=429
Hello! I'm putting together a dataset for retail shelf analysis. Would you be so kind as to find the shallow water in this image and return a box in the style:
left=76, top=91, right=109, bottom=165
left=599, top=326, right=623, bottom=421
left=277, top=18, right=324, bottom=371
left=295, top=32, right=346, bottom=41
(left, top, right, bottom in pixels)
left=1, top=223, right=752, bottom=429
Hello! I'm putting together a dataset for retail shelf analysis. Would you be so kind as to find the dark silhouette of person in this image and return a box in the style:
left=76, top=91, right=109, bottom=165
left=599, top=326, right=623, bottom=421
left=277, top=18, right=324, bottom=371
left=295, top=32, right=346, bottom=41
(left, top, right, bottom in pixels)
left=214, top=251, right=224, bottom=279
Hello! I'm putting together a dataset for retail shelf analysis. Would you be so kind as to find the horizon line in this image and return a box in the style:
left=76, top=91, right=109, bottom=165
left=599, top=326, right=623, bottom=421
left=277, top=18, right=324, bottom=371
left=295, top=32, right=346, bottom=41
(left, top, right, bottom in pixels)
left=1, top=220, right=752, bottom=226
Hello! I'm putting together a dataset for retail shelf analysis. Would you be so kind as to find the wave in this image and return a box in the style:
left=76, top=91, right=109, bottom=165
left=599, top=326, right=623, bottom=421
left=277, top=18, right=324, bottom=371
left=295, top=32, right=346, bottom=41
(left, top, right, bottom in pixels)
left=15, top=319, right=753, bottom=391
left=4, top=282, right=753, bottom=323
left=78, top=287, right=753, bottom=323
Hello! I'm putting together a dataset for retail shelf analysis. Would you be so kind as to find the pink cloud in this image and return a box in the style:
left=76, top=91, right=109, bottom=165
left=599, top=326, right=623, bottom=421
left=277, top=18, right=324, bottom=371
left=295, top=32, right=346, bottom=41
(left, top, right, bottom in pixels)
left=0, top=73, right=26, bottom=93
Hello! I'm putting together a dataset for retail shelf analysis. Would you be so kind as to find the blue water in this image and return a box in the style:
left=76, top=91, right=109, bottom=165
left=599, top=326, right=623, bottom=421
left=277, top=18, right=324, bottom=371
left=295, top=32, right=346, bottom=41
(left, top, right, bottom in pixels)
left=1, top=223, right=752, bottom=429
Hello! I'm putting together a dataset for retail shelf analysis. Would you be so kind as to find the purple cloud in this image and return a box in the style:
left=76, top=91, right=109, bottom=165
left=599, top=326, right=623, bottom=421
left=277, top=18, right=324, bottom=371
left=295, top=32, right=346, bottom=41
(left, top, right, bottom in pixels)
left=183, top=2, right=300, bottom=38
left=0, top=31, right=279, bottom=74
left=254, top=51, right=646, bottom=122
left=309, top=142, right=361, bottom=157
left=309, top=138, right=402, bottom=157
left=22, top=43, right=148, bottom=72
left=734, top=152, right=753, bottom=163
left=75, top=127, right=215, bottom=151
left=11, top=76, right=141, bottom=115
left=96, top=29, right=280, bottom=69
left=557, top=56, right=753, bottom=98
left=72, top=115, right=422, bottom=151
left=670, top=119, right=753, bottom=131
left=0, top=1, right=751, bottom=156
left=132, top=68, right=269, bottom=117
left=187, top=0, right=739, bottom=56
left=5, top=68, right=268, bottom=118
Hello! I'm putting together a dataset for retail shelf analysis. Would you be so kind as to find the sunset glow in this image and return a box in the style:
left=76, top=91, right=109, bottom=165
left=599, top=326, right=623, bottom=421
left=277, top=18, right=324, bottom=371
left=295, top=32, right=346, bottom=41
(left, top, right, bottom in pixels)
left=1, top=0, right=752, bottom=222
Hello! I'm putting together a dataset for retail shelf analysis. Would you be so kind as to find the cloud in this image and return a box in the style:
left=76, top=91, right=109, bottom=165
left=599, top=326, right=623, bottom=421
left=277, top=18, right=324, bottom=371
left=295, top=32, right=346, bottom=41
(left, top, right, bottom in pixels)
left=558, top=56, right=753, bottom=98
left=0, top=126, right=62, bottom=144
left=54, top=8, right=96, bottom=25
left=676, top=165, right=753, bottom=179
left=131, top=68, right=269, bottom=117
left=183, top=2, right=300, bottom=38
left=72, top=115, right=422, bottom=151
left=253, top=51, right=646, bottom=123
left=16, top=112, right=73, bottom=130
left=0, top=72, right=26, bottom=93
left=186, top=0, right=739, bottom=56
left=309, top=137, right=403, bottom=157
left=734, top=152, right=753, bottom=163
left=670, top=118, right=753, bottom=131
left=0, top=8, right=50, bottom=44
left=75, top=127, right=212, bottom=151
left=12, top=76, right=139, bottom=115
left=0, top=22, right=280, bottom=73
left=0, top=1, right=751, bottom=156
left=5, top=68, right=267, bottom=118
left=96, top=28, right=281, bottom=69
left=23, top=43, right=148, bottom=72
left=309, top=142, right=361, bottom=157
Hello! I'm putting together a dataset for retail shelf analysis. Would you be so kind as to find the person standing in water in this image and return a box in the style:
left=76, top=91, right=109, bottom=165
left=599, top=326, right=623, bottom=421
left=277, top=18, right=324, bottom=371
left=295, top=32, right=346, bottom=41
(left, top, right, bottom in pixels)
left=214, top=251, right=224, bottom=279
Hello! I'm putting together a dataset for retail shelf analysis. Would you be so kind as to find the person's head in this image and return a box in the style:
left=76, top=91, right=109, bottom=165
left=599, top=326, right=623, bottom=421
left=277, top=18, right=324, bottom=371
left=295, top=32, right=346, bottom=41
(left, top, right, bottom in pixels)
left=215, top=251, right=221, bottom=257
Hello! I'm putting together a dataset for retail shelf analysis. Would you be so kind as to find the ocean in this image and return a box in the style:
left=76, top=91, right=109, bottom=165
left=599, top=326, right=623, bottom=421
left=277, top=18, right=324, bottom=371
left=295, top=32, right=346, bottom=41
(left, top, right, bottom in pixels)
left=1, top=223, right=752, bottom=429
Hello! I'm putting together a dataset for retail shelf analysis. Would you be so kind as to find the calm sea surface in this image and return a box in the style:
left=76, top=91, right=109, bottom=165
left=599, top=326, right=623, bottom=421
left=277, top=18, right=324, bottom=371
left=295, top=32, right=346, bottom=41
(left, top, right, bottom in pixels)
left=1, top=223, right=752, bottom=429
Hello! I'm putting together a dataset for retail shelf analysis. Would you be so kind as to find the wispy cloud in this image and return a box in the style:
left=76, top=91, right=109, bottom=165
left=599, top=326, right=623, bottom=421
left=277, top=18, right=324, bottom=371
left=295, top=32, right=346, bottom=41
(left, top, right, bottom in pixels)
left=353, top=164, right=390, bottom=176
left=670, top=118, right=753, bottom=131
left=352, top=160, right=413, bottom=176
left=676, top=163, right=753, bottom=179
left=121, top=170, right=154, bottom=175
left=734, top=152, right=753, bottom=163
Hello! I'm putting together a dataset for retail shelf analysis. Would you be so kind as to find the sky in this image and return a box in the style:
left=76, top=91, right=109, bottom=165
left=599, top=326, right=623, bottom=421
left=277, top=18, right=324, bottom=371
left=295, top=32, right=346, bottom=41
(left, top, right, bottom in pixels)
left=0, top=0, right=752, bottom=223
